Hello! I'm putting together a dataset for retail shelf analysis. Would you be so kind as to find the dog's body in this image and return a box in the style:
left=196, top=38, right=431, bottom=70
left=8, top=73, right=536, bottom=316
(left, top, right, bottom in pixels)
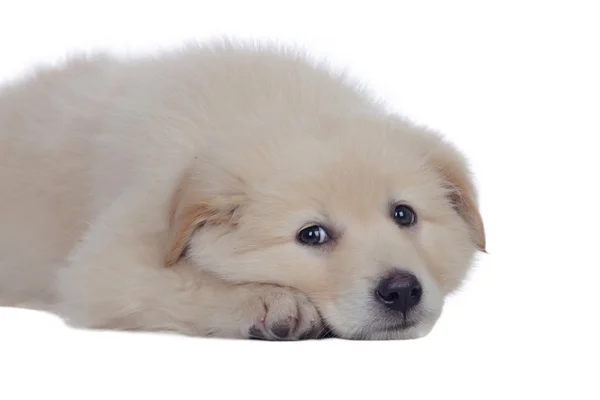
left=0, top=41, right=485, bottom=340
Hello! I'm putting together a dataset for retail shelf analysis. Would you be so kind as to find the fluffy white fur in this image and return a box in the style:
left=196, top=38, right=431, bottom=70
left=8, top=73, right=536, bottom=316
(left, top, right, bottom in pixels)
left=0, top=40, right=485, bottom=340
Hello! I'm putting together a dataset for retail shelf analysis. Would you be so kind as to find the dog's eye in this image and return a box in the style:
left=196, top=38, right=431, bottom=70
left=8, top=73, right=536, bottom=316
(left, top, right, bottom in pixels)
left=297, top=225, right=330, bottom=246
left=393, top=204, right=417, bottom=227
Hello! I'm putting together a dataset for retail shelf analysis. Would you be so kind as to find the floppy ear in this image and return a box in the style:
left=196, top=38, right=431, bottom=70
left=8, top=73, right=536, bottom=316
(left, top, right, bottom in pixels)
left=164, top=172, right=244, bottom=267
left=429, top=144, right=487, bottom=253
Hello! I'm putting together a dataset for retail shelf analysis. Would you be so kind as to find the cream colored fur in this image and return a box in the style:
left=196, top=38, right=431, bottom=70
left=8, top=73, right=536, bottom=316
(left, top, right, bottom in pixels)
left=0, top=40, right=485, bottom=340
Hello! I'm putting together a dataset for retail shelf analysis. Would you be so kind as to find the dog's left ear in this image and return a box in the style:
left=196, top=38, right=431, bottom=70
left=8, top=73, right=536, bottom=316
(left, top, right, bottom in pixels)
left=164, top=171, right=245, bottom=267
left=429, top=143, right=487, bottom=253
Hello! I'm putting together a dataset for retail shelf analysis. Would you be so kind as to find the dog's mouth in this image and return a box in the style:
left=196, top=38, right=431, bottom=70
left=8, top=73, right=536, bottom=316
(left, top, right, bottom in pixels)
left=312, top=304, right=427, bottom=340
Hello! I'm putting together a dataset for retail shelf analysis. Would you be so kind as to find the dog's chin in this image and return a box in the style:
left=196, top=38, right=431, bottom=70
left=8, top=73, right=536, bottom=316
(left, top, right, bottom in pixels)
left=364, top=324, right=434, bottom=341
left=317, top=320, right=435, bottom=341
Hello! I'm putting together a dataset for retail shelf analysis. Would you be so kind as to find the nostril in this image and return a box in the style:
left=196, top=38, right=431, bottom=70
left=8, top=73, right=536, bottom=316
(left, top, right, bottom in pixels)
left=410, top=286, right=422, bottom=298
left=377, top=288, right=399, bottom=303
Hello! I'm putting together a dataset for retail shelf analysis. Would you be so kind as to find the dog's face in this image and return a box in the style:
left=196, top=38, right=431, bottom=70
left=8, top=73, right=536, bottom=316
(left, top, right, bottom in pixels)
left=165, top=117, right=485, bottom=340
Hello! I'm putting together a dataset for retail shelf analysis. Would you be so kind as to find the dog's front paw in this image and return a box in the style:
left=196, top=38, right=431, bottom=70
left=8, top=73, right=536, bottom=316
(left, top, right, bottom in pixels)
left=243, top=286, right=323, bottom=341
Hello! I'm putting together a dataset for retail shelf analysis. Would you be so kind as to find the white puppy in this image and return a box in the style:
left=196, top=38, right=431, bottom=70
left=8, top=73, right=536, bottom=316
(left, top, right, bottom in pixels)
left=0, top=41, right=485, bottom=340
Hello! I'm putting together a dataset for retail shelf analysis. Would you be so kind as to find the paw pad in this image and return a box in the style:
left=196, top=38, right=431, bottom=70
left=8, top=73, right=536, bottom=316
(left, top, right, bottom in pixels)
left=270, top=320, right=293, bottom=338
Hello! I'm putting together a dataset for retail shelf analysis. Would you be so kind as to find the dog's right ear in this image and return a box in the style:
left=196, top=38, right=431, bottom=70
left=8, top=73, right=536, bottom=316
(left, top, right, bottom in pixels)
left=425, top=139, right=487, bottom=253
left=164, top=171, right=244, bottom=267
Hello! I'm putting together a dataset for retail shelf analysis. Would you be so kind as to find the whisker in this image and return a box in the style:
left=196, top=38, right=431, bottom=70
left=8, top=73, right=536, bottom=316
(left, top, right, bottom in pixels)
left=315, top=323, right=332, bottom=339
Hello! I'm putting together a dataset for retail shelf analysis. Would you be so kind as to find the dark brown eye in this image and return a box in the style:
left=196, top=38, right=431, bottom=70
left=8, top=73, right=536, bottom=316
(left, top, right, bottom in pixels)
left=393, top=204, right=417, bottom=227
left=297, top=225, right=330, bottom=246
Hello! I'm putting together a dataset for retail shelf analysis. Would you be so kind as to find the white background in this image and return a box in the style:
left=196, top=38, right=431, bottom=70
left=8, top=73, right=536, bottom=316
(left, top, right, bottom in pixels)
left=0, top=1, right=598, bottom=398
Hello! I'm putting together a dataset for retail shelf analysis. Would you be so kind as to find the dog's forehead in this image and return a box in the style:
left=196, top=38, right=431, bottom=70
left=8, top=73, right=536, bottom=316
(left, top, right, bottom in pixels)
left=251, top=140, right=439, bottom=212
left=211, top=117, right=450, bottom=216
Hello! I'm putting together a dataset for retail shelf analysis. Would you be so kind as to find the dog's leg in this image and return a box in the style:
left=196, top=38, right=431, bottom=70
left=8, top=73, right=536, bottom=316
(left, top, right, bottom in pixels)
left=58, top=259, right=323, bottom=339
left=55, top=184, right=322, bottom=340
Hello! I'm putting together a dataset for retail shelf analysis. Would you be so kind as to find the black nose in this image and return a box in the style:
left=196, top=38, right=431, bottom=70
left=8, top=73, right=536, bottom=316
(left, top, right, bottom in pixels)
left=376, top=271, right=423, bottom=313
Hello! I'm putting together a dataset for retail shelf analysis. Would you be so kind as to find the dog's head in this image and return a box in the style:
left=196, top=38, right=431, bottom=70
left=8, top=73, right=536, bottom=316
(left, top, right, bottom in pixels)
left=164, top=116, right=485, bottom=340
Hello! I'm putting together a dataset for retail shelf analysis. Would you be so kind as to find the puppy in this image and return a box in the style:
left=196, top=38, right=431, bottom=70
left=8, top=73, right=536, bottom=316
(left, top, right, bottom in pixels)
left=0, top=40, right=485, bottom=340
